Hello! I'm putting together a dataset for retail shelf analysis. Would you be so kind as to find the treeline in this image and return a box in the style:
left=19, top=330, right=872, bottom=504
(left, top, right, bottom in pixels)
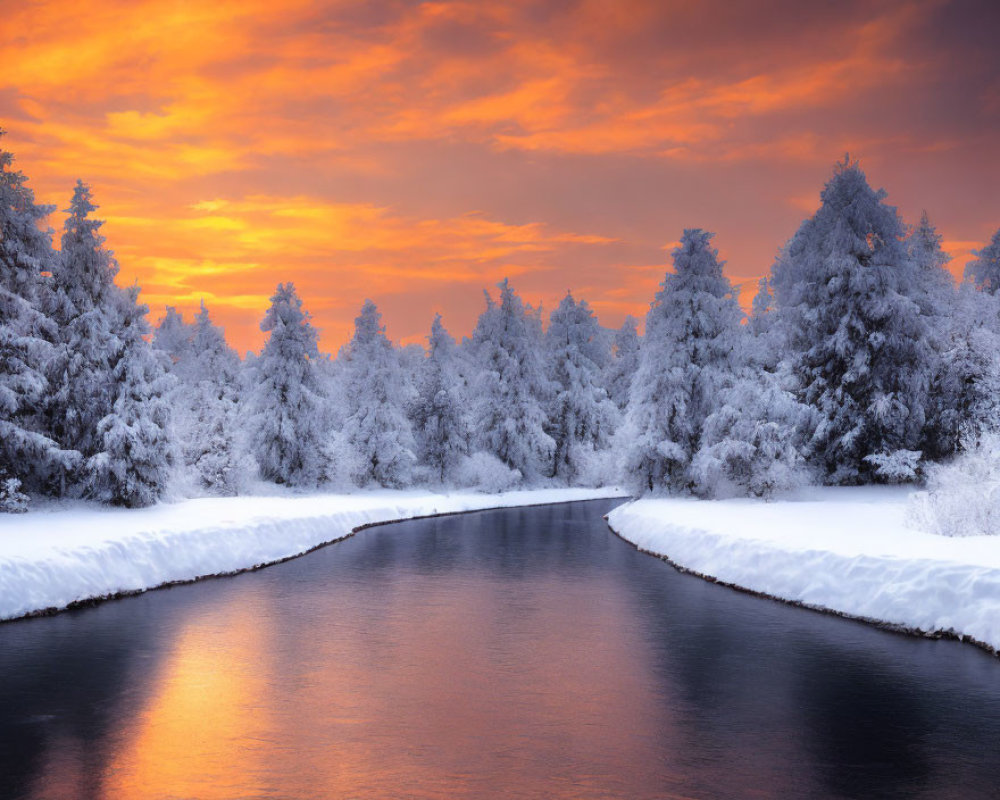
left=3, top=137, right=1000, bottom=511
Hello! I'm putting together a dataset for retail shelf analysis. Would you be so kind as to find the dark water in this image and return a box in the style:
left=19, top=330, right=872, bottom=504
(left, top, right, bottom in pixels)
left=2, top=500, right=999, bottom=800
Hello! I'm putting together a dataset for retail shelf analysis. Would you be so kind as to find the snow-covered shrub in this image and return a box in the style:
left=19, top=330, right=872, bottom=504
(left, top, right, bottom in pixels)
left=567, top=442, right=619, bottom=488
left=909, top=432, right=1000, bottom=536
left=863, top=450, right=922, bottom=483
left=455, top=451, right=522, bottom=493
left=0, top=470, right=28, bottom=513
left=691, top=376, right=808, bottom=499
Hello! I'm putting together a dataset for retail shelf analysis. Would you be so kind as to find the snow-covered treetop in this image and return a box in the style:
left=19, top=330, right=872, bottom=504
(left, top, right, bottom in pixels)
left=261, top=282, right=319, bottom=359
left=966, top=227, right=1000, bottom=295
left=0, top=129, right=55, bottom=300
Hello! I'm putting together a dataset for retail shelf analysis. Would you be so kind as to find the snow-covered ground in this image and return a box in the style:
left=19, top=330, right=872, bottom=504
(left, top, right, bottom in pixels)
left=607, top=486, right=1000, bottom=653
left=0, top=488, right=626, bottom=622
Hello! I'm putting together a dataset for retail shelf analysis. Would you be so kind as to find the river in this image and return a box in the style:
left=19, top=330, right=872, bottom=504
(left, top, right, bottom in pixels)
left=2, top=499, right=999, bottom=799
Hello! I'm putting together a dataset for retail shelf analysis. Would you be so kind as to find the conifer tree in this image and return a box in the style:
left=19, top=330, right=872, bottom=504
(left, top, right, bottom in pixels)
left=248, top=283, right=327, bottom=487
left=771, top=158, right=931, bottom=483
left=965, top=227, right=1000, bottom=295
left=620, top=229, right=744, bottom=493
left=545, top=292, right=618, bottom=482
left=43, top=181, right=121, bottom=494
left=85, top=286, right=172, bottom=507
left=412, top=314, right=468, bottom=483
left=604, top=316, right=640, bottom=411
left=341, top=299, right=417, bottom=487
left=0, top=131, right=72, bottom=506
left=469, top=279, right=554, bottom=482
left=163, top=301, right=256, bottom=494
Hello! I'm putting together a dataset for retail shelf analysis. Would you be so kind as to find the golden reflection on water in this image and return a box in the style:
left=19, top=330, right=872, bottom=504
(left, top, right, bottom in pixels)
left=96, top=575, right=673, bottom=800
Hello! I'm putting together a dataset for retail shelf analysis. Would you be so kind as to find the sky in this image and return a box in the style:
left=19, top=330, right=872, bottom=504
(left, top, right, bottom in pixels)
left=2, top=0, right=999, bottom=353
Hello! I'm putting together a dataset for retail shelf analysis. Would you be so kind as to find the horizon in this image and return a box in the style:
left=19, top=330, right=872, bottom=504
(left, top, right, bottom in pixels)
left=4, top=0, right=999, bottom=352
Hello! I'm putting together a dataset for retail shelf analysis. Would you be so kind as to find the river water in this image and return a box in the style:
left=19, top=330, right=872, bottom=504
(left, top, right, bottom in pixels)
left=2, top=499, right=999, bottom=799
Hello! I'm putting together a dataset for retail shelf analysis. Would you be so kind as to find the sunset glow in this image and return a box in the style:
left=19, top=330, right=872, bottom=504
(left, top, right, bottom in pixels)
left=3, top=0, right=999, bottom=351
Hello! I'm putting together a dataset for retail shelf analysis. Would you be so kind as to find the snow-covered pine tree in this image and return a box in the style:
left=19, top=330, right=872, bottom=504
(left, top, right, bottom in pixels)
left=965, top=227, right=1000, bottom=294
left=86, top=286, right=173, bottom=507
left=172, top=301, right=256, bottom=494
left=545, top=292, right=618, bottom=482
left=153, top=306, right=193, bottom=369
left=43, top=181, right=122, bottom=494
left=691, top=272, right=810, bottom=499
left=469, top=279, right=554, bottom=482
left=248, top=283, right=327, bottom=487
left=909, top=212, right=955, bottom=313
left=770, top=157, right=932, bottom=484
left=411, top=313, right=468, bottom=483
left=620, top=229, right=744, bottom=493
left=932, top=282, right=1000, bottom=444
left=907, top=212, right=960, bottom=461
left=604, top=315, right=640, bottom=411
left=341, top=299, right=417, bottom=487
left=0, top=131, right=74, bottom=507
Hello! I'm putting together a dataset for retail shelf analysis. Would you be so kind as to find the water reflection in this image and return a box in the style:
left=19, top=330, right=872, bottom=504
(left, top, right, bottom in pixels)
left=1, top=500, right=999, bottom=799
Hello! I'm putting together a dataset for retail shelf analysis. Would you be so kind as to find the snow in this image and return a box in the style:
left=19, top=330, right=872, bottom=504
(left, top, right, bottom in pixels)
left=0, top=487, right=627, bottom=622
left=606, top=486, right=1000, bottom=653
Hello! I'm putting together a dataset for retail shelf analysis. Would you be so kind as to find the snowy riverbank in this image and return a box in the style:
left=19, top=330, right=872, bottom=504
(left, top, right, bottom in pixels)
left=0, top=487, right=627, bottom=622
left=607, top=487, right=1000, bottom=654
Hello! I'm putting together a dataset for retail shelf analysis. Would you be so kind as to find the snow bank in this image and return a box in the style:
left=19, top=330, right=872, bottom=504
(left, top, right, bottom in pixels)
left=606, top=487, right=1000, bottom=653
left=0, top=488, right=626, bottom=622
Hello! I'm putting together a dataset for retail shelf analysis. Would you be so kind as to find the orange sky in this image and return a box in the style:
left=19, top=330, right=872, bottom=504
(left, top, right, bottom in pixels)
left=3, top=0, right=999, bottom=353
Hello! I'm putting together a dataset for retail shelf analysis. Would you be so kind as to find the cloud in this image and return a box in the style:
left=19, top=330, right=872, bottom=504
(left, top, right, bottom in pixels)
left=2, top=0, right=998, bottom=349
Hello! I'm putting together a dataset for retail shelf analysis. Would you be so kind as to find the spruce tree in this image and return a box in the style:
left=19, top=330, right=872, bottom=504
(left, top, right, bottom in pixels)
left=604, top=316, right=640, bottom=412
left=412, top=314, right=468, bottom=483
left=0, top=131, right=72, bottom=505
left=771, top=158, right=931, bottom=484
left=965, top=227, right=1000, bottom=295
left=469, top=279, right=554, bottom=482
left=620, top=229, right=743, bottom=493
left=86, top=286, right=173, bottom=507
left=545, top=292, right=618, bottom=482
left=43, top=181, right=121, bottom=494
left=248, top=283, right=327, bottom=487
left=341, top=299, right=417, bottom=487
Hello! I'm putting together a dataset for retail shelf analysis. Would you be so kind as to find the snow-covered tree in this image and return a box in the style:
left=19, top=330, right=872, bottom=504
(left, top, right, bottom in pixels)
left=85, top=286, right=172, bottom=507
left=931, top=283, right=1000, bottom=446
left=411, top=314, right=468, bottom=483
left=248, top=283, right=328, bottom=487
left=153, top=306, right=193, bottom=367
left=341, top=300, right=416, bottom=487
left=469, top=279, right=554, bottom=482
left=692, top=375, right=808, bottom=498
left=604, top=315, right=640, bottom=411
left=164, top=302, right=256, bottom=495
left=965, top=227, right=1000, bottom=295
left=907, top=212, right=960, bottom=461
left=909, top=212, right=955, bottom=313
left=545, top=292, right=618, bottom=482
left=0, top=131, right=73, bottom=504
left=42, top=181, right=122, bottom=494
left=770, top=157, right=932, bottom=484
left=620, top=229, right=744, bottom=493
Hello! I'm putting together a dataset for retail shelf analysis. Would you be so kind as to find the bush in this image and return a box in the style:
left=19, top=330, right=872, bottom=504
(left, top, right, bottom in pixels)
left=455, top=452, right=522, bottom=493
left=908, top=432, right=1000, bottom=536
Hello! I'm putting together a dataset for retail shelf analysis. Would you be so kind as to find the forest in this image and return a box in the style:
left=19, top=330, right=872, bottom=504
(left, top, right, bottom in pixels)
left=3, top=135, right=1000, bottom=527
